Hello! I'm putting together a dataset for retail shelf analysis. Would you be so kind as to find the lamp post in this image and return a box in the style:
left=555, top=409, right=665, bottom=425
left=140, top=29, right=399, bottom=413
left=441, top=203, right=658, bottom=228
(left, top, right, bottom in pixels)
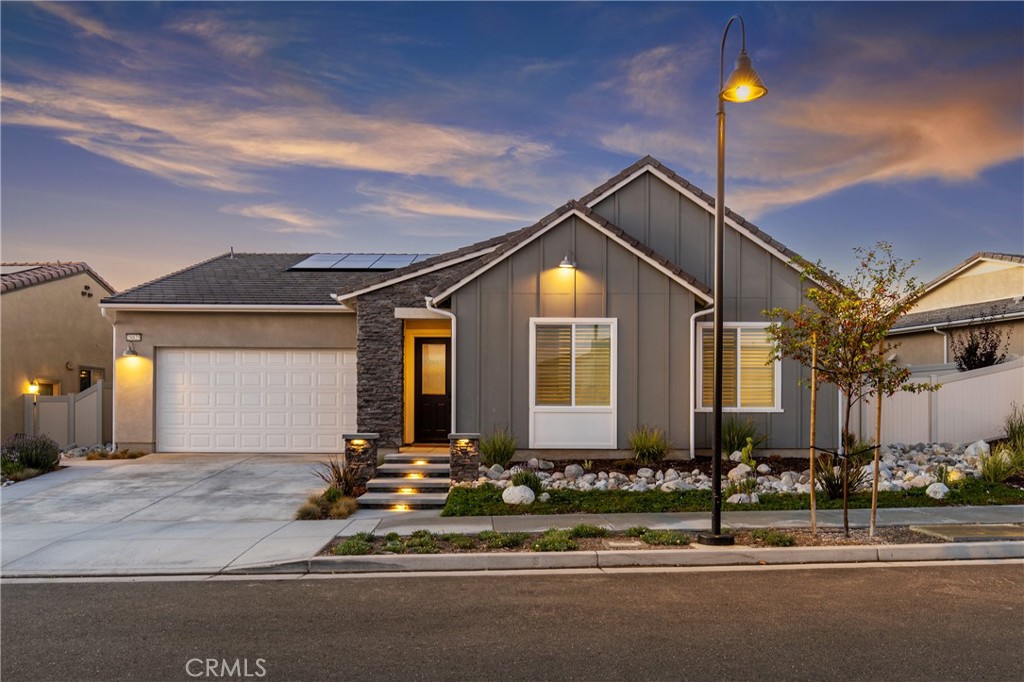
left=698, top=15, right=767, bottom=546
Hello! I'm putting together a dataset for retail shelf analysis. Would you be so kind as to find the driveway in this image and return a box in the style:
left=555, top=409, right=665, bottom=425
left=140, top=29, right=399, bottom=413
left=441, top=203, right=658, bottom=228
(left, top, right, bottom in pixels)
left=0, top=454, right=364, bottom=576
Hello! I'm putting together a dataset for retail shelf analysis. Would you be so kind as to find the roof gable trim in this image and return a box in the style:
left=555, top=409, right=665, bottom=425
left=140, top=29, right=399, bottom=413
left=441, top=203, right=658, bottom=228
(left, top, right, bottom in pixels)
left=430, top=207, right=714, bottom=305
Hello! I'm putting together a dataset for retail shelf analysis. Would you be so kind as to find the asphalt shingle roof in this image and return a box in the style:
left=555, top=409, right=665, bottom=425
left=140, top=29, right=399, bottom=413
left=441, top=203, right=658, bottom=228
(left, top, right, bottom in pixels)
left=101, top=253, right=376, bottom=306
left=891, top=297, right=1024, bottom=332
left=1, top=262, right=115, bottom=295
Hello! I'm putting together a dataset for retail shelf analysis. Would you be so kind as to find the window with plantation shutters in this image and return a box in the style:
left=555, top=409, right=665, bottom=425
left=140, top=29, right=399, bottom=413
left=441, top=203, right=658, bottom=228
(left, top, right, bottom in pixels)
left=532, top=321, right=613, bottom=408
left=699, top=324, right=780, bottom=411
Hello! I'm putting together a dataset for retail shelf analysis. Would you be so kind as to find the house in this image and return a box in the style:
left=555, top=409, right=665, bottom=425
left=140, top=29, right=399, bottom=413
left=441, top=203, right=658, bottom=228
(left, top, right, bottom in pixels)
left=889, top=252, right=1024, bottom=369
left=100, top=156, right=840, bottom=456
left=1, top=262, right=116, bottom=444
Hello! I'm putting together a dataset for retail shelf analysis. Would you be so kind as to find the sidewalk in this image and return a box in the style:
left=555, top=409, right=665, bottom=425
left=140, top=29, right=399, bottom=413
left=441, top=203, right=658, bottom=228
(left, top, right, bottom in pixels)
left=3, top=504, right=1021, bottom=578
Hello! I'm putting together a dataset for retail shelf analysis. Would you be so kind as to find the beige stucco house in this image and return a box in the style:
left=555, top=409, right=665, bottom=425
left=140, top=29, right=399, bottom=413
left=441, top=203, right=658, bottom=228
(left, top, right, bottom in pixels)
left=889, top=252, right=1024, bottom=368
left=1, top=262, right=116, bottom=443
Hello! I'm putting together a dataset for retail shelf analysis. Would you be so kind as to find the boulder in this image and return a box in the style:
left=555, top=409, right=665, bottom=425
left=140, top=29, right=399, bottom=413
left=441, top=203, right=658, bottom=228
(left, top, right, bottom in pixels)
left=756, top=463, right=771, bottom=475
left=729, top=451, right=743, bottom=462
left=502, top=485, right=536, bottom=505
left=539, top=460, right=555, bottom=470
left=964, top=440, right=990, bottom=459
left=726, top=493, right=750, bottom=504
left=727, top=463, right=752, bottom=482
left=594, top=480, right=609, bottom=491
left=637, top=467, right=655, bottom=479
left=527, top=458, right=540, bottom=469
left=539, top=492, right=551, bottom=503
left=582, top=473, right=598, bottom=485
left=487, top=464, right=504, bottom=479
left=564, top=464, right=585, bottom=480
left=925, top=482, right=950, bottom=500
left=664, top=469, right=680, bottom=481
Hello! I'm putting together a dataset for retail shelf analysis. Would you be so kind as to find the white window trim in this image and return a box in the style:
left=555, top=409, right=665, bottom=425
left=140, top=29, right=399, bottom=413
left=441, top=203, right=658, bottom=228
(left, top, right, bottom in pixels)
left=529, top=317, right=618, bottom=448
left=695, top=321, right=783, bottom=413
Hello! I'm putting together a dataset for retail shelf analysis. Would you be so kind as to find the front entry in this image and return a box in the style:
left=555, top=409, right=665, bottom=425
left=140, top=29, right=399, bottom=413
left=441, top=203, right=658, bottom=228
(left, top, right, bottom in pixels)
left=413, top=338, right=451, bottom=442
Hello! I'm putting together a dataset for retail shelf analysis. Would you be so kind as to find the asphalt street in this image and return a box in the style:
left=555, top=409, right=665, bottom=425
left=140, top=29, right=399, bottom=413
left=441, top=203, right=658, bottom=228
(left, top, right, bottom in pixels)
left=2, top=563, right=1022, bottom=682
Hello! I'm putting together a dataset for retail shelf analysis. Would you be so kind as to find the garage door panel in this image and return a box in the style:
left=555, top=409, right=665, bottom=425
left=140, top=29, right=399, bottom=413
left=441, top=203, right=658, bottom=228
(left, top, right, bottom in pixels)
left=157, top=348, right=356, bottom=453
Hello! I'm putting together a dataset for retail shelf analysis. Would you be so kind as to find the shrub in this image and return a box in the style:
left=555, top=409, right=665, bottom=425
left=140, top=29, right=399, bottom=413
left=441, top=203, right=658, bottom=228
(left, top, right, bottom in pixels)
left=637, top=529, right=690, bottom=546
left=950, top=323, right=1009, bottom=371
left=383, top=540, right=405, bottom=554
left=814, top=452, right=870, bottom=500
left=1, top=433, right=60, bottom=472
left=980, top=446, right=1017, bottom=484
left=567, top=523, right=608, bottom=538
left=721, top=417, right=767, bottom=455
left=629, top=425, right=670, bottom=467
left=335, top=536, right=373, bottom=555
left=295, top=490, right=358, bottom=520
left=6, top=467, right=43, bottom=482
left=313, top=454, right=362, bottom=496
left=1003, top=403, right=1024, bottom=456
left=478, top=530, right=529, bottom=549
left=751, top=528, right=796, bottom=547
left=531, top=529, right=578, bottom=552
left=511, top=470, right=542, bottom=495
left=626, top=526, right=649, bottom=537
left=724, top=477, right=757, bottom=497
left=441, top=533, right=477, bottom=550
left=480, top=427, right=517, bottom=468
left=405, top=530, right=441, bottom=554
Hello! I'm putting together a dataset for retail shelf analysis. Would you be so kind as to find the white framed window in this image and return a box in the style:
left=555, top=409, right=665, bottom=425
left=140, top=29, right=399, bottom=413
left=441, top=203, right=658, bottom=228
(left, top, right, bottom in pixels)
left=697, top=323, right=781, bottom=412
left=529, top=318, right=617, bottom=448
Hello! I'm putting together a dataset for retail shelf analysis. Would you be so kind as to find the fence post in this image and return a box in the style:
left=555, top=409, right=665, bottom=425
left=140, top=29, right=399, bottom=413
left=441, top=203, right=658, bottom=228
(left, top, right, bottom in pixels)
left=928, top=374, right=939, bottom=443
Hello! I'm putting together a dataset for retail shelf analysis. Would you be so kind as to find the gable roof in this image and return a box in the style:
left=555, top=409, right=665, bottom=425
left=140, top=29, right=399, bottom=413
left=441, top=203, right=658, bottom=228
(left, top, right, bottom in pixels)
left=100, top=253, right=375, bottom=307
left=428, top=200, right=714, bottom=304
left=890, top=296, right=1024, bottom=334
left=337, top=155, right=827, bottom=302
left=918, top=251, right=1024, bottom=297
left=1, top=262, right=115, bottom=295
left=581, top=155, right=819, bottom=277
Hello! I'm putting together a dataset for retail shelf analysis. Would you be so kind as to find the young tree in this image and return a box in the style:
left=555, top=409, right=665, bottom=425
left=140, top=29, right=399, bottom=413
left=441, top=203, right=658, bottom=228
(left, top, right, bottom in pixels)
left=950, top=319, right=1011, bottom=371
left=765, top=243, right=937, bottom=535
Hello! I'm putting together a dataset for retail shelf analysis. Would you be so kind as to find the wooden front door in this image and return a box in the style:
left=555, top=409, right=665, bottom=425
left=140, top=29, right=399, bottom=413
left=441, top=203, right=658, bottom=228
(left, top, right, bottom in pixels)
left=414, top=338, right=451, bottom=442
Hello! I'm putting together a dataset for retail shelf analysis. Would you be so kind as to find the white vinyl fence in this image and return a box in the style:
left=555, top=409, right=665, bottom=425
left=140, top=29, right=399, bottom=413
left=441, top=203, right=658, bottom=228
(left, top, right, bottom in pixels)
left=22, top=381, right=104, bottom=448
left=852, top=359, right=1024, bottom=445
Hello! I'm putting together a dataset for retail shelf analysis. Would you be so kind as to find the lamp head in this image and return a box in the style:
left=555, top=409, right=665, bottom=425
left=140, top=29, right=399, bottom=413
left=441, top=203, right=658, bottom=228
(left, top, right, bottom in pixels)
left=721, top=50, right=767, bottom=103
left=28, top=381, right=40, bottom=395
left=122, top=346, right=138, bottom=358
left=558, top=252, right=576, bottom=269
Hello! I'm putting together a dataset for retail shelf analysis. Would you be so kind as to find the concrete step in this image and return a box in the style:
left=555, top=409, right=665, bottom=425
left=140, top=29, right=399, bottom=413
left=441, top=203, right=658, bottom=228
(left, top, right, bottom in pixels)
left=376, top=463, right=450, bottom=477
left=357, top=492, right=449, bottom=509
left=384, top=453, right=450, bottom=465
left=366, top=478, right=451, bottom=492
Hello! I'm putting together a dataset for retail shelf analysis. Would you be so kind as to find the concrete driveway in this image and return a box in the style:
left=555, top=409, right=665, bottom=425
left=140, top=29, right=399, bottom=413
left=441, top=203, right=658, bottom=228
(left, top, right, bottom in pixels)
left=0, top=454, right=369, bottom=577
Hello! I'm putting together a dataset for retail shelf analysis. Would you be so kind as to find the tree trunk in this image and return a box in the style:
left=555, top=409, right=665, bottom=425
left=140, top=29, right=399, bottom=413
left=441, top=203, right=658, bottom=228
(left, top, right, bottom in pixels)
left=842, top=398, right=854, bottom=537
left=870, top=373, right=883, bottom=536
left=809, top=333, right=818, bottom=534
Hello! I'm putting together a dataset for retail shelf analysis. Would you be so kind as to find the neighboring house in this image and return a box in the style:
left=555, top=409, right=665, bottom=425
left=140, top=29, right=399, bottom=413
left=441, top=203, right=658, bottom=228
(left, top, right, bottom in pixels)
left=100, top=156, right=840, bottom=455
left=889, top=252, right=1024, bottom=368
left=1, top=262, right=116, bottom=443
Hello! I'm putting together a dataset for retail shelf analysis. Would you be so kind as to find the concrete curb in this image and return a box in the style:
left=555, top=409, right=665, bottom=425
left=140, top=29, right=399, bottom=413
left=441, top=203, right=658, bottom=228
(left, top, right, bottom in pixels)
left=220, top=541, right=1024, bottom=575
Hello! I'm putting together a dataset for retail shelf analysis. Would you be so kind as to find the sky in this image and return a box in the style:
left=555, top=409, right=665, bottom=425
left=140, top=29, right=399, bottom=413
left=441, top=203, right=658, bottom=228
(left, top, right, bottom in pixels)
left=1, top=1, right=1022, bottom=292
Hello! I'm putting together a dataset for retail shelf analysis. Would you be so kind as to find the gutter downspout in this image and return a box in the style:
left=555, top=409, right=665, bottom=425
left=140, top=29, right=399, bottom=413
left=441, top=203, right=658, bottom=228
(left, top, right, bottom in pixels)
left=425, top=297, right=457, bottom=433
left=690, top=307, right=715, bottom=459
left=932, top=327, right=949, bottom=364
left=101, top=308, right=116, bottom=450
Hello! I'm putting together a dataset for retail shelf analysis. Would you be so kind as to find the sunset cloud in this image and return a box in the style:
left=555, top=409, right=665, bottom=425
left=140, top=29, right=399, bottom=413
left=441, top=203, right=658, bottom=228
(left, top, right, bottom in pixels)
left=220, top=203, right=334, bottom=235
left=353, top=185, right=531, bottom=222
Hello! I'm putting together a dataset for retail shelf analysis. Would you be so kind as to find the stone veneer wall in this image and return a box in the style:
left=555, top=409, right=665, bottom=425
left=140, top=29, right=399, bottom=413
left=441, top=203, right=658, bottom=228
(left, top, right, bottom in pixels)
left=355, top=260, right=482, bottom=448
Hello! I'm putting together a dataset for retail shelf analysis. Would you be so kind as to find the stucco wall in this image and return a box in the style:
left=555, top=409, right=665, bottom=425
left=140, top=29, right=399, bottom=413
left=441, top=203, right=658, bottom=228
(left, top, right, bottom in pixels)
left=913, top=262, right=1024, bottom=313
left=106, top=309, right=355, bottom=451
left=892, top=320, right=1024, bottom=366
left=1, top=272, right=113, bottom=442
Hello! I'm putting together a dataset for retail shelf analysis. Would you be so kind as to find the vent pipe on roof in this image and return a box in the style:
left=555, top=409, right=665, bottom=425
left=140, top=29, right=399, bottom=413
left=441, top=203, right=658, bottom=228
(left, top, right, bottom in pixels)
left=229, top=246, right=234, bottom=259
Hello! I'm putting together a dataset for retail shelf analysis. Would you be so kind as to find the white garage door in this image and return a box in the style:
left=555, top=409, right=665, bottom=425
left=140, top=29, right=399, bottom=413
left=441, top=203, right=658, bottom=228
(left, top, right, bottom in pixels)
left=156, top=349, right=356, bottom=453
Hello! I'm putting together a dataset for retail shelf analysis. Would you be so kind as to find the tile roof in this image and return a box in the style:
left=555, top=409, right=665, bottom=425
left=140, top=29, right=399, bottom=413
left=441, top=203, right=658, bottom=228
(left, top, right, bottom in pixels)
left=428, top=200, right=714, bottom=301
left=1, top=262, right=115, bottom=295
left=101, top=253, right=375, bottom=306
left=891, top=296, right=1024, bottom=332
left=920, top=251, right=1024, bottom=294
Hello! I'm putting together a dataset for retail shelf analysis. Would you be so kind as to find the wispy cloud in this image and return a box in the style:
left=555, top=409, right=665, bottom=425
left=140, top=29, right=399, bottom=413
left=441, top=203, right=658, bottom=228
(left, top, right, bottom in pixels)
left=598, top=31, right=1024, bottom=218
left=35, top=3, right=116, bottom=41
left=170, top=15, right=281, bottom=59
left=353, top=185, right=531, bottom=222
left=220, top=203, right=334, bottom=234
left=1, top=6, right=558, bottom=204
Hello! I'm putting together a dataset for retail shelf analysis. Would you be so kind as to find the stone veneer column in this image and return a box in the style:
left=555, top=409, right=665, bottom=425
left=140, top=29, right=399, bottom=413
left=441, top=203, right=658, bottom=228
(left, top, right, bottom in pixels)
left=343, top=433, right=379, bottom=487
left=449, top=433, right=480, bottom=482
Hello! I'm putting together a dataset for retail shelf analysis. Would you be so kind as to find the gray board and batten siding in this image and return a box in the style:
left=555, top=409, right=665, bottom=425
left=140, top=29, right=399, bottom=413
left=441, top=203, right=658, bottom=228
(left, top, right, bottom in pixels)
left=448, top=169, right=838, bottom=451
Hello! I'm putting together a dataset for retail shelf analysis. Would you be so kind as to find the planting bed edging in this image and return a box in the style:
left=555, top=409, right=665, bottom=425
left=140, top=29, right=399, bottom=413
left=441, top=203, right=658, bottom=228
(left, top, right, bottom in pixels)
left=223, top=541, right=1024, bottom=575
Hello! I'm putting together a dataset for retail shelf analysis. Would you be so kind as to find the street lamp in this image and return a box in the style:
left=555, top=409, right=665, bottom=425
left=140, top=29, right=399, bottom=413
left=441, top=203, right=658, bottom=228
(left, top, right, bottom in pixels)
left=698, top=15, right=767, bottom=547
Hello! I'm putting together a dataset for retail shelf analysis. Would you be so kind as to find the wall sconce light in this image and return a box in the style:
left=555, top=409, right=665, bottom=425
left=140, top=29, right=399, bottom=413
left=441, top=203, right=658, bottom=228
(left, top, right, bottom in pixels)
left=558, top=251, right=576, bottom=269
left=28, top=380, right=40, bottom=395
left=123, top=345, right=138, bottom=358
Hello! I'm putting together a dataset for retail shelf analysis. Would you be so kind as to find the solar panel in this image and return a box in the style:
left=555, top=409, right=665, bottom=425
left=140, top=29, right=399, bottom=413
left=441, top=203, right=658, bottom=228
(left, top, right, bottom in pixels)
left=290, top=253, right=438, bottom=271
